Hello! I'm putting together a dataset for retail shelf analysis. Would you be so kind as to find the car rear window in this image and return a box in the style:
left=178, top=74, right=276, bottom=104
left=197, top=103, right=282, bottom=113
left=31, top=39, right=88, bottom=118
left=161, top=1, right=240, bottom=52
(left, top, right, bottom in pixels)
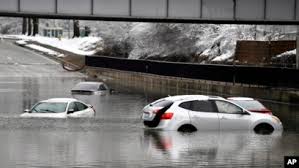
left=150, top=99, right=173, bottom=108
left=230, top=100, right=265, bottom=110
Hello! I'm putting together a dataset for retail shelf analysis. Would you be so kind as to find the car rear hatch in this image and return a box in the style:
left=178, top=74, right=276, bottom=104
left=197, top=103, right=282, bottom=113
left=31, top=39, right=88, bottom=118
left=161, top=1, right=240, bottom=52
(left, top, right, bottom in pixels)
left=142, top=99, right=173, bottom=127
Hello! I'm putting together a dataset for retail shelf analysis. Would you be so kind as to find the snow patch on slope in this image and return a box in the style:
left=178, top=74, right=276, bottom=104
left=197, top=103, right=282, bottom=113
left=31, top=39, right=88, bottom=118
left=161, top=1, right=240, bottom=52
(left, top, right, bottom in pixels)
left=276, top=49, right=296, bottom=58
left=9, top=35, right=104, bottom=56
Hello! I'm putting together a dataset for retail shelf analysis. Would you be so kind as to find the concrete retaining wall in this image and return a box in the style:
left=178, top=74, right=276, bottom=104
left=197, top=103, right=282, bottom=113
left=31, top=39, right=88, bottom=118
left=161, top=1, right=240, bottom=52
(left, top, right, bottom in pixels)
left=235, top=40, right=296, bottom=64
left=86, top=67, right=299, bottom=104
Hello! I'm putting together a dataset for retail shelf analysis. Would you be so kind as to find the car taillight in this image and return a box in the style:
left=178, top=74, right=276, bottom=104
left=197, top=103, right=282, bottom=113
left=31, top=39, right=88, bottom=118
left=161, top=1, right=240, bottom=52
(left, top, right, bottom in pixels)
left=160, top=113, right=174, bottom=120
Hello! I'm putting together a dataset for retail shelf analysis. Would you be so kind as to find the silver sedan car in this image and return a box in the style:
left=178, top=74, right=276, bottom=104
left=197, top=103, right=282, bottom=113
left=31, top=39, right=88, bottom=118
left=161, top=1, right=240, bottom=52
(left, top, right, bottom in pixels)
left=142, top=95, right=283, bottom=134
left=71, top=81, right=110, bottom=95
left=20, top=98, right=95, bottom=118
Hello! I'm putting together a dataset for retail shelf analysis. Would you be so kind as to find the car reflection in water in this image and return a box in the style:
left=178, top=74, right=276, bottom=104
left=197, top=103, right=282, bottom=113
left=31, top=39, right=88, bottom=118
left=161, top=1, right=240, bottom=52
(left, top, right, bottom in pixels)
left=142, top=130, right=282, bottom=167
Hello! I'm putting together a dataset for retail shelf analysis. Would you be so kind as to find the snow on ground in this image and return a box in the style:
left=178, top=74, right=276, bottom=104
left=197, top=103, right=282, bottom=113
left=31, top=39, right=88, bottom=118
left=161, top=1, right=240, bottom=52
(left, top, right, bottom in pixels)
left=15, top=40, right=64, bottom=57
left=5, top=35, right=104, bottom=56
left=128, top=23, right=197, bottom=60
left=212, top=51, right=234, bottom=62
left=128, top=24, right=259, bottom=62
left=2, top=24, right=296, bottom=63
left=26, top=44, right=64, bottom=57
left=275, top=49, right=296, bottom=58
left=196, top=25, right=256, bottom=63
left=272, top=49, right=296, bottom=65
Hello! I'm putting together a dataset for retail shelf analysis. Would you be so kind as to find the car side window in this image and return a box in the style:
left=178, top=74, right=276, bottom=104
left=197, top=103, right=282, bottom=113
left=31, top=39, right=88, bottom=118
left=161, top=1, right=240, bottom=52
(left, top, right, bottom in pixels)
left=179, top=101, right=192, bottom=110
left=179, top=100, right=216, bottom=112
left=190, top=100, right=217, bottom=112
left=75, top=102, right=88, bottom=111
left=68, top=102, right=78, bottom=112
left=214, top=100, right=243, bottom=114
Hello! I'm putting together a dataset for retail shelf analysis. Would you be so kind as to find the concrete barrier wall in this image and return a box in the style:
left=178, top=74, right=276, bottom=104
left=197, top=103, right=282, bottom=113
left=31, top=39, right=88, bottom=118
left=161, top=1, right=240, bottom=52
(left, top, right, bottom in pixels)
left=86, top=67, right=299, bottom=104
left=86, top=55, right=299, bottom=89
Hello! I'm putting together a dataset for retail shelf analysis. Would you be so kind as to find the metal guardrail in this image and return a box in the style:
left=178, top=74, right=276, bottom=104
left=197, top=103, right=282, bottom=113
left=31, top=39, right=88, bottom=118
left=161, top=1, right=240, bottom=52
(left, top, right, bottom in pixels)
left=86, top=56, right=299, bottom=89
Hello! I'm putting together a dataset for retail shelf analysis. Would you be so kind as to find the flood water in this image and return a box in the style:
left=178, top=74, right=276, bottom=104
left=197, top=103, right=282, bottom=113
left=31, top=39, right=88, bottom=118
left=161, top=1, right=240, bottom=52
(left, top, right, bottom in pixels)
left=0, top=41, right=299, bottom=167
left=0, top=75, right=298, bottom=168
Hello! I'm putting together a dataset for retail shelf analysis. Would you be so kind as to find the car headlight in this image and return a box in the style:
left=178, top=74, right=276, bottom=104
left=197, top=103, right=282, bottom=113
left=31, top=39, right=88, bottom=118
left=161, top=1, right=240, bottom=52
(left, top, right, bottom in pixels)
left=272, top=116, right=281, bottom=124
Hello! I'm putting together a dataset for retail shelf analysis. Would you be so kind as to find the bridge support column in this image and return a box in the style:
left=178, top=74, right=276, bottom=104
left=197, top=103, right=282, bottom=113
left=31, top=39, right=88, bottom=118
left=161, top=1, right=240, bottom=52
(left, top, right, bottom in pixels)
left=22, top=18, right=27, bottom=35
left=33, top=18, right=39, bottom=36
left=28, top=18, right=32, bottom=36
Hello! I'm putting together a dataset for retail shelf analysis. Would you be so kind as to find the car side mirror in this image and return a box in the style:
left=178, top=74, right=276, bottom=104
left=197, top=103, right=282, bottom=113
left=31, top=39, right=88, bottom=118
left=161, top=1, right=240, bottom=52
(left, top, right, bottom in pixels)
left=67, top=109, right=75, bottom=114
left=24, top=109, right=31, bottom=113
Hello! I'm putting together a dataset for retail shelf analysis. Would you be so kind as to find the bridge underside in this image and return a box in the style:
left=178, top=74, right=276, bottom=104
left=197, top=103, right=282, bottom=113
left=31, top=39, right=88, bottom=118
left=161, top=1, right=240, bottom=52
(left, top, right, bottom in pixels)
left=0, top=0, right=299, bottom=25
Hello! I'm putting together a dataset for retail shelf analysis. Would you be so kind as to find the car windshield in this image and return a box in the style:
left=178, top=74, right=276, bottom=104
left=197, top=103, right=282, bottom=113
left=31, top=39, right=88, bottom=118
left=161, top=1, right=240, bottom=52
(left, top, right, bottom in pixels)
left=31, top=102, right=68, bottom=113
left=72, top=83, right=100, bottom=91
left=230, top=100, right=266, bottom=110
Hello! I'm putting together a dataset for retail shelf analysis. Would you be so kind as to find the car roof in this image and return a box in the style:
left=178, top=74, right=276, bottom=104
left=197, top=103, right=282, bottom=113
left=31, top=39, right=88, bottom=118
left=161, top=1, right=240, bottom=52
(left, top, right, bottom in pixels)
left=227, top=97, right=255, bottom=101
left=76, top=81, right=105, bottom=85
left=164, top=95, right=225, bottom=102
left=41, top=98, right=78, bottom=103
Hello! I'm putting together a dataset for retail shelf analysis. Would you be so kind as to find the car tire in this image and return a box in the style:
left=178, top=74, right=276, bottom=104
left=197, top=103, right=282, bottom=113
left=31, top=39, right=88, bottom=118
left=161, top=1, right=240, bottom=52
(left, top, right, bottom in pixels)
left=254, top=123, right=274, bottom=134
left=178, top=124, right=197, bottom=132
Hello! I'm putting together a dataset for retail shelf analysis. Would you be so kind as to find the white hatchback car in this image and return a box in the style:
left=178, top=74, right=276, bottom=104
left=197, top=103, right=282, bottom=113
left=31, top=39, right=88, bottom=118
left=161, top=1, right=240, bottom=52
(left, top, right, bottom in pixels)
left=20, top=98, right=95, bottom=118
left=142, top=95, right=283, bottom=134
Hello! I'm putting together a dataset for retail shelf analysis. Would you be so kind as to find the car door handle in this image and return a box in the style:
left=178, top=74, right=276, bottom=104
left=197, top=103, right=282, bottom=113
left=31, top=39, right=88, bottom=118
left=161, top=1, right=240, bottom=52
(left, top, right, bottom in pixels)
left=220, top=116, right=228, bottom=120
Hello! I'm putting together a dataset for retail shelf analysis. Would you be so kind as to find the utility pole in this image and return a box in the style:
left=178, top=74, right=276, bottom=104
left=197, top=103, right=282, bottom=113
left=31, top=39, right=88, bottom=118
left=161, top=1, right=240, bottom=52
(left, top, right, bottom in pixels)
left=297, top=25, right=299, bottom=69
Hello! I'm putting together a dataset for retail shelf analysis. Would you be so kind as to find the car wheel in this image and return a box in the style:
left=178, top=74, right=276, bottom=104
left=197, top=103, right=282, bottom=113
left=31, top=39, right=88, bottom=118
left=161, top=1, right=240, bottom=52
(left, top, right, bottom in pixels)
left=254, top=123, right=274, bottom=134
left=178, top=124, right=197, bottom=132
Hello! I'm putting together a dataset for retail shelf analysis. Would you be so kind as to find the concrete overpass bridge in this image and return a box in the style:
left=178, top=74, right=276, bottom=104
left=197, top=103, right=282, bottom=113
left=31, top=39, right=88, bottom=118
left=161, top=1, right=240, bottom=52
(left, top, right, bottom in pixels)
left=0, top=0, right=298, bottom=25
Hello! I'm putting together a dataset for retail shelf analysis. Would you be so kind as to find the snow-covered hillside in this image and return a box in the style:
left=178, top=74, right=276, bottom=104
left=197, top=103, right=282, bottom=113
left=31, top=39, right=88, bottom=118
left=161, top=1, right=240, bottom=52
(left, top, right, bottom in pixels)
left=0, top=17, right=297, bottom=63
left=0, top=17, right=22, bottom=34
